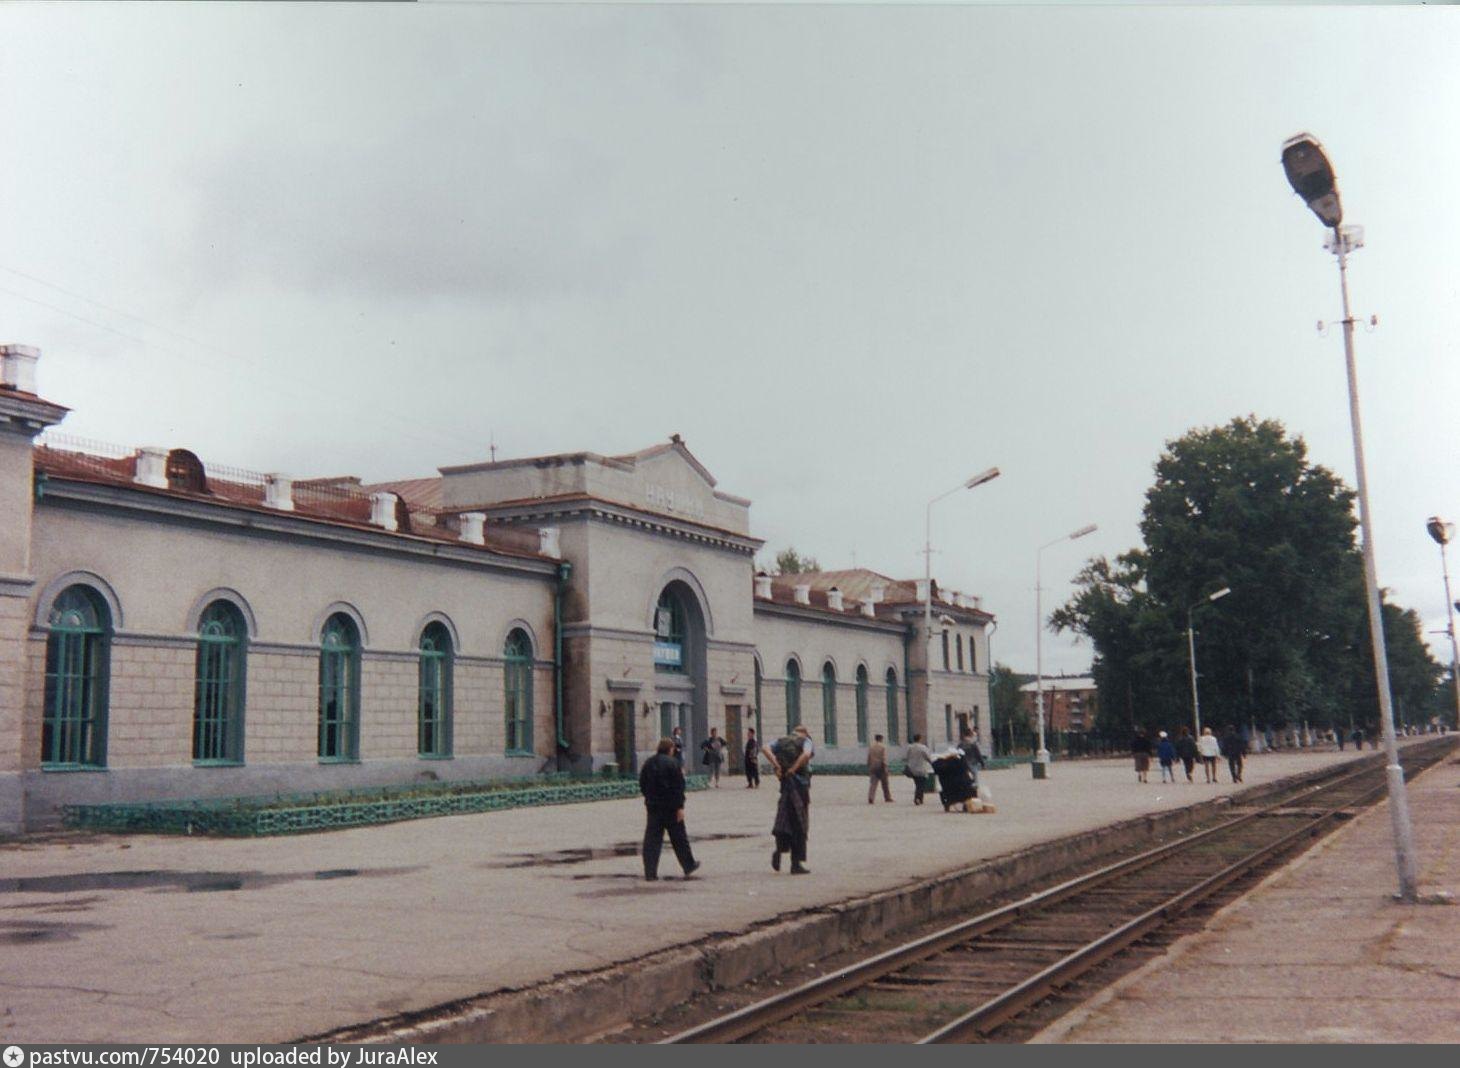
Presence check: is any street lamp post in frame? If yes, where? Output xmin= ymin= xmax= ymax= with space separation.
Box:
xmin=1282 ymin=132 xmax=1419 ymax=901
xmin=1034 ymin=522 xmax=1098 ymax=779
xmin=1426 ymin=517 xmax=1460 ymax=732
xmin=924 ymin=468 xmax=1000 ymax=742
xmin=1186 ymin=586 xmax=1231 ymax=738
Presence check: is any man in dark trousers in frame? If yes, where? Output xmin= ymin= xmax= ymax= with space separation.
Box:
xmin=959 ymin=731 xmax=987 ymax=792
xmin=744 ymin=727 xmax=761 ymax=788
xmin=1220 ymin=725 xmax=1245 ymax=784
xmin=638 ymin=737 xmax=700 ymax=881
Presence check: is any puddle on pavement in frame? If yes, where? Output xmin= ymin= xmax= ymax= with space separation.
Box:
xmin=0 ymin=866 xmax=423 ymax=895
xmin=488 ymin=832 xmax=757 ymax=869
xmin=0 ymin=919 xmax=109 ymax=945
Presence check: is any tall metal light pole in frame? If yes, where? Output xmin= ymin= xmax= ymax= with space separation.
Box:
xmin=1282 ymin=132 xmax=1419 ymax=901
xmin=1426 ymin=517 xmax=1460 ymax=732
xmin=924 ymin=468 xmax=1000 ymax=742
xmin=1034 ymin=522 xmax=1097 ymax=779
xmin=1186 ymin=586 xmax=1231 ymax=738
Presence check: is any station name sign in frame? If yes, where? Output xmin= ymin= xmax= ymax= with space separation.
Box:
xmin=645 ymin=483 xmax=706 ymax=521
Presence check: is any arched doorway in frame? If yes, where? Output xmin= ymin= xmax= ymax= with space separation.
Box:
xmin=652 ymin=579 xmax=709 ymax=767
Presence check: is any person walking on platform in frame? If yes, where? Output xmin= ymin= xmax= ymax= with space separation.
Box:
xmin=638 ymin=737 xmax=700 ymax=881
xmin=904 ymin=733 xmax=935 ymax=805
xmin=1175 ymin=726 xmax=1198 ymax=782
xmin=763 ymin=724 xmax=814 ymax=874
xmin=1131 ymin=727 xmax=1153 ymax=783
xmin=1197 ymin=726 xmax=1220 ymax=782
xmin=700 ymin=727 xmax=725 ymax=787
xmin=867 ymin=734 xmax=893 ymax=803
xmin=744 ymin=727 xmax=761 ymax=789
xmin=959 ymin=731 xmax=988 ymax=792
xmin=670 ymin=725 xmax=685 ymax=769
xmin=1156 ymin=731 xmax=1177 ymax=783
xmin=1220 ymin=724 xmax=1245 ymax=784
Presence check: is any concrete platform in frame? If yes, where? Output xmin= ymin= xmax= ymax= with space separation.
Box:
xmin=0 ymin=745 xmax=1415 ymax=1043
xmin=1033 ymin=749 xmax=1460 ymax=1044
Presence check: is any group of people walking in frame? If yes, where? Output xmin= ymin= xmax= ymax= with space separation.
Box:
xmin=638 ymin=725 xmax=993 ymax=880
xmin=1132 ymin=725 xmax=1245 ymax=785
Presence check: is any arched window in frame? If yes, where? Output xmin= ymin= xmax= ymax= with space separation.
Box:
xmin=855 ymin=665 xmax=869 ymax=745
xmin=504 ymin=629 xmax=534 ymax=754
xmin=968 ymin=633 xmax=978 ymax=674
xmin=885 ymin=667 xmax=899 ymax=745
xmin=821 ymin=662 xmax=838 ymax=746
xmin=784 ymin=659 xmax=801 ymax=731
xmin=166 ymin=448 xmax=209 ymax=494
xmin=318 ymin=613 xmax=360 ymax=761
xmin=194 ymin=600 xmax=245 ymax=764
xmin=418 ymin=622 xmax=453 ymax=758
xmin=956 ymin=633 xmax=965 ymax=672
xmin=43 ymin=585 xmax=111 ymax=767
xmin=654 ymin=589 xmax=686 ymax=673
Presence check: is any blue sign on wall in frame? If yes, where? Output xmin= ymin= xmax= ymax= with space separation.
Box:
xmin=653 ymin=641 xmax=682 ymax=668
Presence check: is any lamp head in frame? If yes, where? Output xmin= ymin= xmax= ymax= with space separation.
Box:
xmin=1069 ymin=523 xmax=1097 ymax=541
xmin=964 ymin=466 xmax=1000 ymax=490
xmin=1427 ymin=516 xmax=1453 ymax=546
xmin=1281 ymin=133 xmax=1343 ymax=228
xmin=1208 ymin=587 xmax=1232 ymax=602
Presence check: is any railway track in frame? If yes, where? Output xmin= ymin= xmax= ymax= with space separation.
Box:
xmin=660 ymin=738 xmax=1454 ymax=1045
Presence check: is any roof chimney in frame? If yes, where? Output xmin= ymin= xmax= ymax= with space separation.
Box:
xmin=459 ymin=512 xmax=486 ymax=545
xmin=264 ymin=473 xmax=294 ymax=511
xmin=754 ymin=574 xmax=773 ymax=599
xmin=915 ymin=579 xmax=930 ymax=602
xmin=827 ymin=587 xmax=843 ymax=612
xmin=869 ymin=581 xmax=886 ymax=605
xmin=0 ymin=344 xmax=40 ymax=394
xmin=370 ymin=491 xmax=400 ymax=532
xmin=135 ymin=446 xmax=169 ymax=489
xmin=859 ymin=598 xmax=876 ymax=618
xmin=793 ymin=583 xmax=811 ymax=605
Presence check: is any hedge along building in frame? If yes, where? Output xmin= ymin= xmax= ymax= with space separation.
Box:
xmin=0 ymin=345 xmax=995 ymax=832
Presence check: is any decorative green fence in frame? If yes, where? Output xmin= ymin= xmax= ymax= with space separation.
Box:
xmin=64 ymin=773 xmax=710 ymax=837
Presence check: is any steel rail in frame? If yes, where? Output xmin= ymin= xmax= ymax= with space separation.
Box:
xmin=662 ymin=750 xmax=1412 ymax=1045
xmin=918 ymin=775 xmax=1393 ymax=1043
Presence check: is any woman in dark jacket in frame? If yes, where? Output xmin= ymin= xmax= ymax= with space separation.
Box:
xmin=1131 ymin=728 xmax=1153 ymax=783
xmin=1175 ymin=726 xmax=1198 ymax=782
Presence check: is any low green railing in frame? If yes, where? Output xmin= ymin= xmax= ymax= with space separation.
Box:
xmin=63 ymin=773 xmax=710 ymax=837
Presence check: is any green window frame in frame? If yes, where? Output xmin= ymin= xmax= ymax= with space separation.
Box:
xmin=885 ymin=668 xmax=899 ymax=745
xmin=968 ymin=634 xmax=977 ymax=674
xmin=654 ymin=589 xmax=686 ymax=673
xmin=42 ymin=585 xmax=110 ymax=768
xmin=505 ymin=628 xmax=534 ymax=755
xmin=194 ymin=600 xmax=245 ymax=765
xmin=942 ymin=631 xmax=950 ymax=671
xmin=821 ymin=662 xmax=838 ymax=746
xmin=855 ymin=665 xmax=869 ymax=745
xmin=418 ymin=622 xmax=453 ymax=759
xmin=753 ymin=660 xmax=764 ymax=742
xmin=785 ymin=659 xmax=801 ymax=731
xmin=318 ymin=613 xmax=361 ymax=762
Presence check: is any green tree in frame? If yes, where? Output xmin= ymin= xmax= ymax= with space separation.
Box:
xmin=1054 ymin=415 xmax=1440 ymax=737
xmin=989 ymin=662 xmax=1034 ymax=754
xmin=774 ymin=547 xmax=820 ymax=575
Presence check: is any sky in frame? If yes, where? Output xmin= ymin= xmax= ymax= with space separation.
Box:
xmin=3 ymin=3 xmax=1459 ymax=679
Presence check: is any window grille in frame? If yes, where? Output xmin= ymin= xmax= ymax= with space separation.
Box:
xmin=504 ymin=629 xmax=534 ymax=754
xmin=418 ymin=623 xmax=453 ymax=758
xmin=318 ymin=614 xmax=360 ymax=761
xmin=43 ymin=586 xmax=110 ymax=768
xmin=194 ymin=601 xmax=245 ymax=763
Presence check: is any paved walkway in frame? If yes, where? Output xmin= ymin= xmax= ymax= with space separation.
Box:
xmin=0 ymin=745 xmax=1406 ymax=1043
xmin=1034 ymin=749 xmax=1460 ymax=1043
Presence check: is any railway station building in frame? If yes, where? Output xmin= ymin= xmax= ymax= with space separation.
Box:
xmin=0 ymin=344 xmax=993 ymax=832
